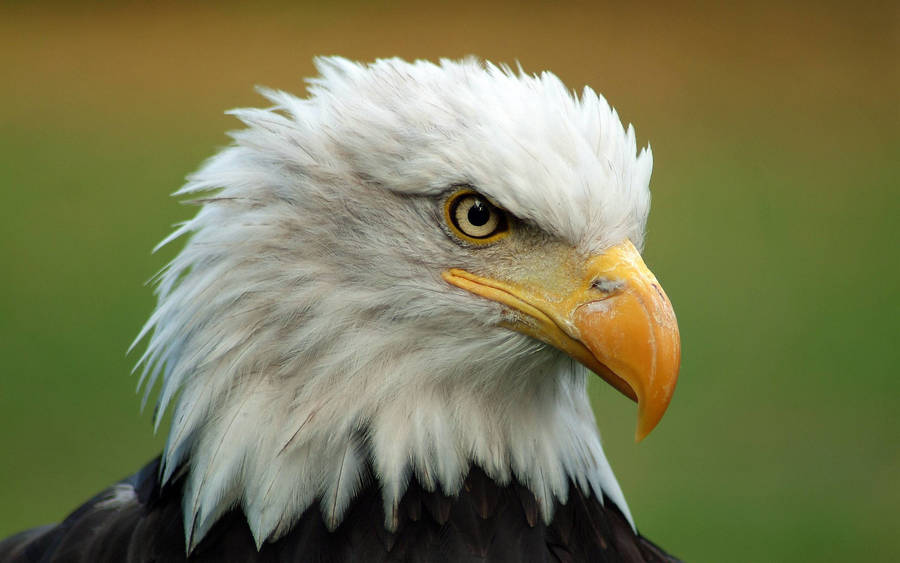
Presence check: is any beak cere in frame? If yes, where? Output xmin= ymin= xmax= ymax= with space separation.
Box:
xmin=443 ymin=239 xmax=681 ymax=441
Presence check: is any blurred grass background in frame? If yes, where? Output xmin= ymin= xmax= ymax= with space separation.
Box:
xmin=1 ymin=2 xmax=897 ymax=561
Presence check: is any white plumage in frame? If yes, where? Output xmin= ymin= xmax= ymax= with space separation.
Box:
xmin=133 ymin=57 xmax=655 ymax=551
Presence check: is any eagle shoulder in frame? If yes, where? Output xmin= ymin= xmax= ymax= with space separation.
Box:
xmin=1 ymin=458 xmax=680 ymax=563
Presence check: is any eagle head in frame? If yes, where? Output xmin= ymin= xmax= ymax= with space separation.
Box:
xmin=135 ymin=57 xmax=680 ymax=551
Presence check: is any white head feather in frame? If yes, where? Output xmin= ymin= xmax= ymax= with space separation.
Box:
xmin=134 ymin=57 xmax=653 ymax=551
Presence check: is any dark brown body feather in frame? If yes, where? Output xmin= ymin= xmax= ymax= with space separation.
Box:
xmin=0 ymin=458 xmax=680 ymax=562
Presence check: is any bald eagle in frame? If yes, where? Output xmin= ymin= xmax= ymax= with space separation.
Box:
xmin=0 ymin=57 xmax=681 ymax=562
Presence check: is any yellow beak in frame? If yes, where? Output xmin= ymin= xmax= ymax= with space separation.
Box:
xmin=442 ymin=239 xmax=680 ymax=441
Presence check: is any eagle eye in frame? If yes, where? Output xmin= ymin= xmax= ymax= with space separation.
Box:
xmin=444 ymin=189 xmax=509 ymax=244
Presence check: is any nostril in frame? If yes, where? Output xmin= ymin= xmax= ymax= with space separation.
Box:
xmin=591 ymin=278 xmax=624 ymax=294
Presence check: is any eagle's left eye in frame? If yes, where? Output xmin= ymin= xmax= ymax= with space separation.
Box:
xmin=444 ymin=189 xmax=510 ymax=244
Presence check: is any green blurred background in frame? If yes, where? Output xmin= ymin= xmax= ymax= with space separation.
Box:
xmin=1 ymin=2 xmax=897 ymax=561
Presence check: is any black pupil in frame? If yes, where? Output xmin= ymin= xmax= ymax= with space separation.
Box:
xmin=467 ymin=200 xmax=491 ymax=227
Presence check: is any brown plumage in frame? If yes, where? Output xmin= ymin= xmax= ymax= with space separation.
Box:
xmin=0 ymin=458 xmax=680 ymax=562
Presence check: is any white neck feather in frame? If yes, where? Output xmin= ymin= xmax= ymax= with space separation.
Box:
xmin=189 ymin=351 xmax=628 ymax=551
xmin=138 ymin=264 xmax=632 ymax=550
